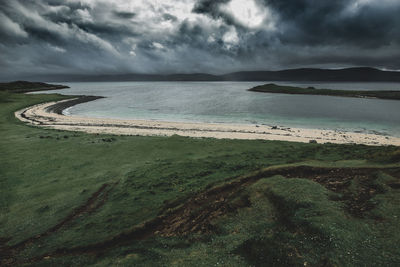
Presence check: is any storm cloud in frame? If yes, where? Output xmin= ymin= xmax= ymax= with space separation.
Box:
xmin=0 ymin=0 xmax=400 ymax=79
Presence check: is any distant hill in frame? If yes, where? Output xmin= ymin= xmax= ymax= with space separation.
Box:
xmin=8 ymin=67 xmax=400 ymax=82
xmin=0 ymin=81 xmax=69 ymax=93
xmin=220 ymin=67 xmax=400 ymax=82
xmin=21 ymin=73 xmax=221 ymax=82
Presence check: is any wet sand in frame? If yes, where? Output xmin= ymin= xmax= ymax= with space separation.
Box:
xmin=15 ymin=96 xmax=400 ymax=146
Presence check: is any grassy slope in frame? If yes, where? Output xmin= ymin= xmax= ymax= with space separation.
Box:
xmin=0 ymin=91 xmax=399 ymax=266
xmin=249 ymin=83 xmax=400 ymax=100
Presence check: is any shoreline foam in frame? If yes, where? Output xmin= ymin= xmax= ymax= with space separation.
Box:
xmin=15 ymin=96 xmax=400 ymax=146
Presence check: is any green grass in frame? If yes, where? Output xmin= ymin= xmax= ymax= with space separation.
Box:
xmin=1 ymin=91 xmax=399 ymax=266
xmin=249 ymin=83 xmax=400 ymax=100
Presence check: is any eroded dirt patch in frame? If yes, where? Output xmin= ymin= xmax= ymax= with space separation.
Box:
xmin=277 ymin=167 xmax=392 ymax=218
xmin=2 ymin=165 xmax=399 ymax=265
xmin=154 ymin=166 xmax=398 ymax=237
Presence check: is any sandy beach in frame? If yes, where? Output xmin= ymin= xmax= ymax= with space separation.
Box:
xmin=15 ymin=97 xmax=400 ymax=146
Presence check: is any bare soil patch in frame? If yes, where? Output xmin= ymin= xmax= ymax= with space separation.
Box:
xmin=2 ymin=165 xmax=399 ymax=265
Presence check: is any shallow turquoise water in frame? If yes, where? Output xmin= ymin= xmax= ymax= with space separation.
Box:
xmin=36 ymin=81 xmax=400 ymax=137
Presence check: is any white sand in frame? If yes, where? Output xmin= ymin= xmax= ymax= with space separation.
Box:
xmin=15 ymin=99 xmax=400 ymax=146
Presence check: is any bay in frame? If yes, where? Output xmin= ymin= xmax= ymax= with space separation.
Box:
xmin=35 ymin=81 xmax=400 ymax=137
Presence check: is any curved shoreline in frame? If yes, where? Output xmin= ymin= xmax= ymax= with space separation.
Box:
xmin=15 ymin=96 xmax=400 ymax=146
xmin=45 ymin=95 xmax=104 ymax=114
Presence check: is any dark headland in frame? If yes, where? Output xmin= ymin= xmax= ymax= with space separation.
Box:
xmin=0 ymin=81 xmax=69 ymax=93
xmin=248 ymin=83 xmax=400 ymax=100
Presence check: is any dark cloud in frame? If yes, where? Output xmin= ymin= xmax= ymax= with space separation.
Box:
xmin=0 ymin=0 xmax=400 ymax=80
xmin=192 ymin=0 xmax=235 ymax=25
xmin=265 ymin=0 xmax=400 ymax=47
xmin=162 ymin=13 xmax=177 ymax=22
xmin=113 ymin=11 xmax=136 ymax=19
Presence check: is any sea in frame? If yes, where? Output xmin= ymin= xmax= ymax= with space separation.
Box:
xmin=34 ymin=81 xmax=400 ymax=137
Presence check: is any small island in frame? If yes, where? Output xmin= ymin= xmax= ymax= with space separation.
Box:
xmin=0 ymin=81 xmax=69 ymax=93
xmin=248 ymin=83 xmax=400 ymax=100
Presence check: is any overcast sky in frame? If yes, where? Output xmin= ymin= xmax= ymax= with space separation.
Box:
xmin=1 ymin=0 xmax=400 ymax=79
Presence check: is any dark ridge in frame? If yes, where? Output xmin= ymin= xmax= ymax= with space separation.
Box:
xmin=0 ymin=81 xmax=69 ymax=93
xmin=15 ymin=67 xmax=400 ymax=82
xmin=221 ymin=67 xmax=398 ymax=81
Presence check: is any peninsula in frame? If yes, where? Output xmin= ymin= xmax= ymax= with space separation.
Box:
xmin=0 ymin=81 xmax=69 ymax=93
xmin=249 ymin=83 xmax=400 ymax=100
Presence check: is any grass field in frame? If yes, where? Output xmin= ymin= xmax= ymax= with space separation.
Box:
xmin=1 ymin=91 xmax=400 ymax=266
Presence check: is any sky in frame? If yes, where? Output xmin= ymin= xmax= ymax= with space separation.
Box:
xmin=1 ymin=0 xmax=400 ymax=79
